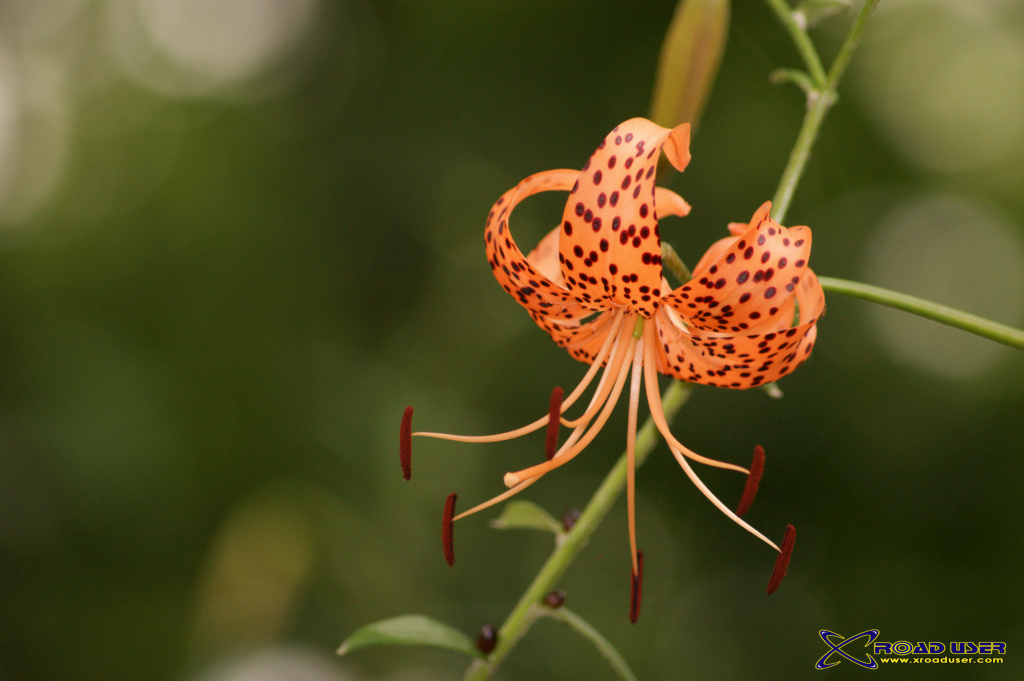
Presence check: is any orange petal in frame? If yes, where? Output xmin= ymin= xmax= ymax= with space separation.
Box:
xmin=652 ymin=306 xmax=821 ymax=389
xmin=534 ymin=309 xmax=621 ymax=365
xmin=486 ymin=170 xmax=585 ymax=321
xmin=664 ymin=202 xmax=817 ymax=335
xmin=525 ymin=225 xmax=566 ymax=287
xmin=557 ymin=119 xmax=690 ymax=319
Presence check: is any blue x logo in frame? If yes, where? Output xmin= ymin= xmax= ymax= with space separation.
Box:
xmin=816 ymin=629 xmax=880 ymax=670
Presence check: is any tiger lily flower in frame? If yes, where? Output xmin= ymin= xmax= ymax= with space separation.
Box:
xmin=402 ymin=118 xmax=824 ymax=620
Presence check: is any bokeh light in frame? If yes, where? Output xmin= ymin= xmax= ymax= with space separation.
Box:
xmin=854 ymin=0 xmax=1024 ymax=172
xmin=107 ymin=0 xmax=321 ymax=98
xmin=862 ymin=193 xmax=1024 ymax=381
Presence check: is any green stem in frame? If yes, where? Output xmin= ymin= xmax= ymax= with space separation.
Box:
xmin=820 ymin=277 xmax=1024 ymax=350
xmin=769 ymin=0 xmax=880 ymax=223
xmin=661 ymin=242 xmax=692 ymax=283
xmin=463 ymin=384 xmax=692 ymax=681
xmin=539 ymin=606 xmax=640 ymax=681
xmin=762 ymin=0 xmax=827 ymax=86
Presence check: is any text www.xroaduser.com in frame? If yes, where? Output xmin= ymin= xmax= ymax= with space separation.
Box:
xmin=880 ymin=657 xmax=1003 ymax=664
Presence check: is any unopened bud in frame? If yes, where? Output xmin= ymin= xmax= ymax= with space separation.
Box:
xmin=649 ymin=0 xmax=731 ymax=136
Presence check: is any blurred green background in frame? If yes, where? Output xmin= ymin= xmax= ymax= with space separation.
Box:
xmin=1 ymin=1 xmax=1022 ymax=679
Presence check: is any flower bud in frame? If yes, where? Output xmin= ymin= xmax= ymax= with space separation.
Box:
xmin=649 ymin=0 xmax=730 ymax=134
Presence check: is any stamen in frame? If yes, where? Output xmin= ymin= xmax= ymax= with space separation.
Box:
xmin=558 ymin=311 xmax=625 ymax=426
xmin=442 ymin=493 xmax=457 ymax=566
xmin=400 ymin=407 xmax=413 ymax=480
xmin=476 ymin=624 xmax=498 ymax=654
xmin=642 ymin=331 xmax=749 ymax=474
xmin=766 ymin=524 xmax=796 ymax=594
xmin=415 ymin=313 xmax=626 ymax=446
xmin=452 ymin=478 xmax=537 ymax=521
xmin=561 ymin=316 xmax=631 ymax=429
xmin=625 ymin=333 xmax=645 ymax=577
xmin=629 ymin=550 xmax=644 ymax=624
xmin=736 ymin=445 xmax=766 ymax=517
xmin=434 ymin=316 xmax=630 ymax=527
xmin=503 ymin=333 xmax=638 ymax=486
xmin=545 ymin=386 xmax=564 ymax=460
xmin=668 ymin=444 xmax=780 ymax=551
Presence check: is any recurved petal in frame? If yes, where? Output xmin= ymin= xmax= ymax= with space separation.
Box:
xmin=557 ymin=119 xmax=691 ymax=319
xmin=653 ymin=305 xmax=820 ymax=389
xmin=525 ymin=226 xmax=565 ymax=287
xmin=655 ymin=187 xmax=692 ymax=219
xmin=794 ymin=268 xmax=826 ymax=325
xmin=486 ymin=170 xmax=585 ymax=321
xmin=663 ymin=202 xmax=815 ymax=334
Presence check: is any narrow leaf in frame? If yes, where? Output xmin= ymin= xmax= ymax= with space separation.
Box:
xmin=338 ymin=615 xmax=483 ymax=659
xmin=488 ymin=500 xmax=562 ymax=534
xmin=541 ymin=607 xmax=639 ymax=681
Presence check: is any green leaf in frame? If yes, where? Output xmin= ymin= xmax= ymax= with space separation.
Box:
xmin=337 ymin=615 xmax=483 ymax=659
xmin=540 ymin=607 xmax=639 ymax=681
xmin=488 ymin=500 xmax=562 ymax=534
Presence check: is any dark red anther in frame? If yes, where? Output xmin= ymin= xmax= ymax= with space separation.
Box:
xmin=400 ymin=407 xmax=413 ymax=481
xmin=629 ymin=550 xmax=644 ymax=624
xmin=442 ymin=493 xmax=457 ymax=566
xmin=545 ymin=386 xmax=564 ymax=460
xmin=766 ymin=524 xmax=796 ymax=595
xmin=543 ymin=590 xmax=566 ymax=609
xmin=736 ymin=445 xmax=765 ymax=517
xmin=476 ymin=624 xmax=498 ymax=654
xmin=561 ymin=507 xmax=580 ymax=532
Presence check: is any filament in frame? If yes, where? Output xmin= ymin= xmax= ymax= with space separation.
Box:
xmin=625 ymin=329 xmax=645 ymax=577
xmin=667 ymin=443 xmax=780 ymax=552
xmin=414 ymin=312 xmax=625 ymax=444
xmin=503 ymin=329 xmax=637 ymax=487
xmin=642 ymin=330 xmax=749 ymax=474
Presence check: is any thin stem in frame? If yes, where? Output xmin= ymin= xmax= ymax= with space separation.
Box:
xmin=661 ymin=242 xmax=692 ymax=283
xmin=823 ymin=0 xmax=880 ymax=95
xmin=820 ymin=276 xmax=1024 ymax=350
xmin=762 ymin=0 xmax=827 ymax=86
xmin=770 ymin=94 xmax=829 ymax=224
xmin=539 ymin=606 xmax=640 ymax=681
xmin=463 ymin=384 xmax=692 ymax=681
xmin=770 ymin=0 xmax=881 ymax=223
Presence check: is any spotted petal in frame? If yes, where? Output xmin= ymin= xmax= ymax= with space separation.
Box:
xmin=557 ymin=119 xmax=691 ymax=319
xmin=654 ymin=203 xmax=825 ymax=388
xmin=485 ymin=170 xmax=585 ymax=323
xmin=653 ymin=308 xmax=820 ymax=389
xmin=663 ymin=202 xmax=817 ymax=334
